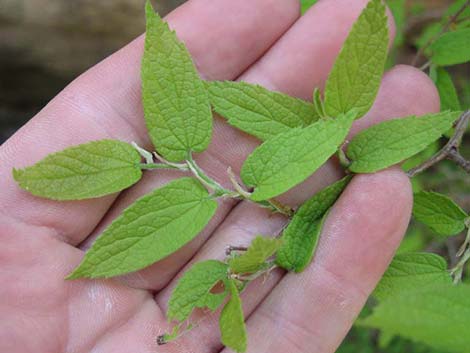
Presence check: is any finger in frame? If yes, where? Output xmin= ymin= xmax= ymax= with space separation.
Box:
xmin=231 ymin=168 xmax=412 ymax=353
xmin=154 ymin=65 xmax=440 ymax=353
xmin=86 ymin=0 xmax=395 ymax=291
xmin=0 ymin=0 xmax=299 ymax=245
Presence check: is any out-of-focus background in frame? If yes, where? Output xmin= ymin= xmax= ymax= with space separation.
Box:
xmin=0 ymin=0 xmax=469 ymax=352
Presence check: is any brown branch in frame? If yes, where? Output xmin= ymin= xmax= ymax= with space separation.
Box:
xmin=412 ymin=0 xmax=470 ymax=66
xmin=407 ymin=111 xmax=470 ymax=177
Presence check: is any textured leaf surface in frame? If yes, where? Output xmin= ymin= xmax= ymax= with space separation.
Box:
xmin=413 ymin=191 xmax=468 ymax=236
xmin=220 ymin=280 xmax=247 ymax=353
xmin=168 ymin=260 xmax=228 ymax=322
xmin=361 ymin=284 xmax=470 ymax=353
xmin=206 ymin=81 xmax=318 ymax=141
xmin=229 ymin=236 xmax=281 ymax=274
xmin=142 ymin=2 xmax=212 ymax=161
xmin=432 ymin=67 xmax=461 ymax=111
xmin=276 ymin=176 xmax=350 ymax=272
xmin=67 ymin=178 xmax=217 ymax=279
xmin=324 ymin=0 xmax=388 ymax=118
xmin=373 ymin=252 xmax=451 ymax=301
xmin=347 ymin=111 xmax=460 ymax=173
xmin=13 ymin=139 xmax=142 ymax=200
xmin=241 ymin=111 xmax=356 ymax=201
xmin=430 ymin=28 xmax=470 ymax=66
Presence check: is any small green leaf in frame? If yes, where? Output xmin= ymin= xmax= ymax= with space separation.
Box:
xmin=241 ymin=110 xmax=356 ymax=201
xmin=360 ymin=284 xmax=470 ymax=353
xmin=300 ymin=0 xmax=318 ymax=14
xmin=13 ymin=139 xmax=142 ymax=200
xmin=220 ymin=280 xmax=247 ymax=353
xmin=324 ymin=0 xmax=389 ymax=118
xmin=229 ymin=236 xmax=282 ymax=274
xmin=205 ymin=80 xmax=318 ymax=141
xmin=387 ymin=0 xmax=406 ymax=46
xmin=430 ymin=28 xmax=470 ymax=66
xmin=142 ymin=1 xmax=212 ymax=162
xmin=373 ymin=252 xmax=451 ymax=301
xmin=276 ymin=176 xmax=350 ymax=272
xmin=67 ymin=177 xmax=217 ymax=279
xmin=347 ymin=111 xmax=460 ymax=173
xmin=432 ymin=67 xmax=461 ymax=111
xmin=168 ymin=260 xmax=229 ymax=322
xmin=413 ymin=191 xmax=468 ymax=236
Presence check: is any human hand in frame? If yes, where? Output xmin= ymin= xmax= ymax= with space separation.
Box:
xmin=0 ymin=0 xmax=439 ymax=352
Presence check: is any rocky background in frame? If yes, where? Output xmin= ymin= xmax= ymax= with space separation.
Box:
xmin=0 ymin=0 xmax=184 ymax=143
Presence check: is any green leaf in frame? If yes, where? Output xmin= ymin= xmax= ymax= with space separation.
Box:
xmin=300 ymin=0 xmax=318 ymax=14
xmin=67 ymin=177 xmax=217 ymax=279
xmin=13 ymin=139 xmax=142 ymax=200
xmin=347 ymin=111 xmax=460 ymax=173
xmin=387 ymin=0 xmax=406 ymax=46
xmin=142 ymin=1 xmax=212 ymax=162
xmin=373 ymin=252 xmax=451 ymax=301
xmin=168 ymin=260 xmax=229 ymax=322
xmin=220 ymin=280 xmax=247 ymax=353
xmin=276 ymin=176 xmax=350 ymax=272
xmin=432 ymin=67 xmax=461 ymax=111
xmin=430 ymin=28 xmax=470 ymax=66
xmin=205 ymin=80 xmax=318 ymax=141
xmin=324 ymin=0 xmax=389 ymax=118
xmin=229 ymin=236 xmax=282 ymax=274
xmin=413 ymin=191 xmax=468 ymax=236
xmin=401 ymin=141 xmax=439 ymax=172
xmin=360 ymin=284 xmax=470 ymax=353
xmin=241 ymin=110 xmax=356 ymax=201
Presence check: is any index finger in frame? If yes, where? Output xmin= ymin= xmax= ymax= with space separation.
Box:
xmin=0 ymin=0 xmax=300 ymax=245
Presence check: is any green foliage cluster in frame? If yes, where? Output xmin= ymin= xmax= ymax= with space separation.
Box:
xmin=13 ymin=0 xmax=470 ymax=351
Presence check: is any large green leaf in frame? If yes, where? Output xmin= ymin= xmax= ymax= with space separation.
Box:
xmin=413 ymin=191 xmax=468 ymax=236
xmin=142 ymin=1 xmax=212 ymax=162
xmin=205 ymin=80 xmax=318 ymax=141
xmin=67 ymin=177 xmax=217 ymax=279
xmin=168 ymin=260 xmax=228 ymax=322
xmin=13 ymin=139 xmax=142 ymax=200
xmin=373 ymin=252 xmax=451 ymax=301
xmin=241 ymin=111 xmax=356 ymax=201
xmin=361 ymin=284 xmax=470 ymax=353
xmin=220 ymin=280 xmax=247 ymax=353
xmin=276 ymin=176 xmax=350 ymax=272
xmin=324 ymin=0 xmax=389 ymax=118
xmin=347 ymin=111 xmax=460 ymax=173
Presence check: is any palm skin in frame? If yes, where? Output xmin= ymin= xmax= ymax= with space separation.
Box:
xmin=0 ymin=0 xmax=440 ymax=352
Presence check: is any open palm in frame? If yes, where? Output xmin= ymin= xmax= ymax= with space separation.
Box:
xmin=0 ymin=0 xmax=440 ymax=352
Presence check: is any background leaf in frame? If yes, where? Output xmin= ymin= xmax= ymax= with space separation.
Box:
xmin=13 ymin=139 xmax=142 ymax=200
xmin=276 ymin=176 xmax=350 ymax=272
xmin=206 ymin=80 xmax=318 ymax=141
xmin=413 ymin=191 xmax=468 ymax=236
xmin=431 ymin=66 xmax=461 ymax=111
xmin=347 ymin=111 xmax=460 ymax=173
xmin=373 ymin=252 xmax=451 ymax=301
xmin=241 ymin=111 xmax=356 ymax=201
xmin=229 ymin=236 xmax=281 ymax=274
xmin=300 ymin=0 xmax=318 ymax=15
xmin=361 ymin=284 xmax=470 ymax=353
xmin=67 ymin=177 xmax=217 ymax=279
xmin=220 ymin=280 xmax=247 ymax=353
xmin=430 ymin=28 xmax=470 ymax=66
xmin=142 ymin=2 xmax=212 ymax=162
xmin=324 ymin=0 xmax=388 ymax=118
xmin=168 ymin=260 xmax=229 ymax=322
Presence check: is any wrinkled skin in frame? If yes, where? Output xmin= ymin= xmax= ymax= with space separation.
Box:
xmin=0 ymin=0 xmax=439 ymax=352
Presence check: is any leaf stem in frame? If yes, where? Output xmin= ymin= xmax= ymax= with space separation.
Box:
xmin=407 ymin=111 xmax=470 ymax=177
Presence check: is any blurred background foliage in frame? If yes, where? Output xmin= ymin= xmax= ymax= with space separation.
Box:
xmin=0 ymin=0 xmax=469 ymax=352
